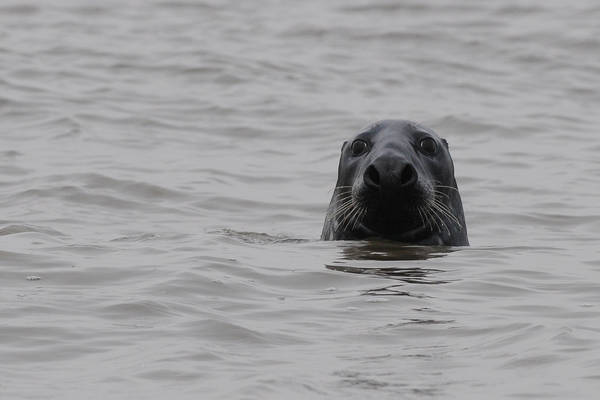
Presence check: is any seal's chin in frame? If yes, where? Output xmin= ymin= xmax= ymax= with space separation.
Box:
xmin=355 ymin=218 xmax=431 ymax=243
xmin=355 ymin=185 xmax=432 ymax=239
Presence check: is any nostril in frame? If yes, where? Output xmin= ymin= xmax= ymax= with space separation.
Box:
xmin=399 ymin=164 xmax=416 ymax=186
xmin=364 ymin=165 xmax=380 ymax=189
xmin=367 ymin=166 xmax=380 ymax=185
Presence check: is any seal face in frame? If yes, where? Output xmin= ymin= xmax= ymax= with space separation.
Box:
xmin=321 ymin=120 xmax=469 ymax=246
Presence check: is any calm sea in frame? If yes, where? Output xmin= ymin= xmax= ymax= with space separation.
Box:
xmin=1 ymin=0 xmax=599 ymax=398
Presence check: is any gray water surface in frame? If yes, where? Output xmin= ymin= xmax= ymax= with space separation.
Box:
xmin=1 ymin=0 xmax=600 ymax=399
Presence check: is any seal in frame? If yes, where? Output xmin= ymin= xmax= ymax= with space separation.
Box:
xmin=321 ymin=120 xmax=469 ymax=246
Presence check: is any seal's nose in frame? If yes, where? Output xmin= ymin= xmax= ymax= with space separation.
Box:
xmin=363 ymin=164 xmax=380 ymax=189
xmin=398 ymin=163 xmax=417 ymax=187
xmin=363 ymin=158 xmax=418 ymax=191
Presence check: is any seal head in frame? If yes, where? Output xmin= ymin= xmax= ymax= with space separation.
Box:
xmin=321 ymin=120 xmax=469 ymax=246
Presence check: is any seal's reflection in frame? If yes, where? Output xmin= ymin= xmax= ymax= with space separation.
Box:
xmin=336 ymin=240 xmax=455 ymax=261
xmin=326 ymin=240 xmax=454 ymax=294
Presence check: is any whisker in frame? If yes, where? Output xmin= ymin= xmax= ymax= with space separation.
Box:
xmin=332 ymin=192 xmax=354 ymax=206
xmin=332 ymin=201 xmax=354 ymax=219
xmin=352 ymin=206 xmax=366 ymax=231
xmin=339 ymin=208 xmax=354 ymax=232
xmin=348 ymin=206 xmax=361 ymax=231
xmin=417 ymin=206 xmax=430 ymax=231
xmin=427 ymin=201 xmax=444 ymax=233
xmin=432 ymin=198 xmax=462 ymax=228
xmin=338 ymin=197 xmax=358 ymax=230
xmin=333 ymin=195 xmax=353 ymax=209
xmin=329 ymin=185 xmax=353 ymax=195
xmin=423 ymin=202 xmax=441 ymax=233
xmin=427 ymin=189 xmax=463 ymax=234
xmin=343 ymin=203 xmax=362 ymax=232
xmin=434 ymin=184 xmax=459 ymax=192
xmin=429 ymin=200 xmax=451 ymax=235
xmin=432 ymin=189 xmax=450 ymax=199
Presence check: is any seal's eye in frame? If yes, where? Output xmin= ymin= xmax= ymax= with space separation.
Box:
xmin=351 ymin=139 xmax=368 ymax=156
xmin=419 ymin=137 xmax=437 ymax=156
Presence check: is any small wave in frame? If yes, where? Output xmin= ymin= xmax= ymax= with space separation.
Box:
xmin=191 ymin=168 xmax=288 ymax=184
xmin=100 ymin=300 xmax=177 ymax=320
xmin=12 ymin=173 xmax=190 ymax=204
xmin=215 ymin=228 xmax=308 ymax=244
xmin=0 ymin=4 xmax=38 ymax=15
xmin=0 ymin=150 xmax=23 ymax=158
xmin=110 ymin=233 xmax=162 ymax=243
xmin=428 ymin=115 xmax=516 ymax=138
xmin=75 ymin=173 xmax=190 ymax=202
xmin=493 ymin=4 xmax=544 ymax=16
xmin=0 ymin=165 xmax=31 ymax=176
xmin=155 ymin=1 xmax=218 ymax=11
xmin=0 ymin=224 xmax=65 ymax=237
xmin=340 ymin=3 xmax=428 ymax=13
xmin=62 ymin=5 xmax=111 ymax=16
xmin=12 ymin=186 xmax=143 ymax=209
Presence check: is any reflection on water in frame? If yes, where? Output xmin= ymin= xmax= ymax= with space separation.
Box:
xmin=362 ymin=285 xmax=427 ymax=298
xmin=326 ymin=241 xmax=453 ymax=298
xmin=337 ymin=240 xmax=456 ymax=261
xmin=326 ymin=264 xmax=449 ymax=285
xmin=327 ymin=239 xmax=453 ymax=283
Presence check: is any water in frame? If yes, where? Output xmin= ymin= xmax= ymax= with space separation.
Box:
xmin=1 ymin=0 xmax=599 ymax=398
